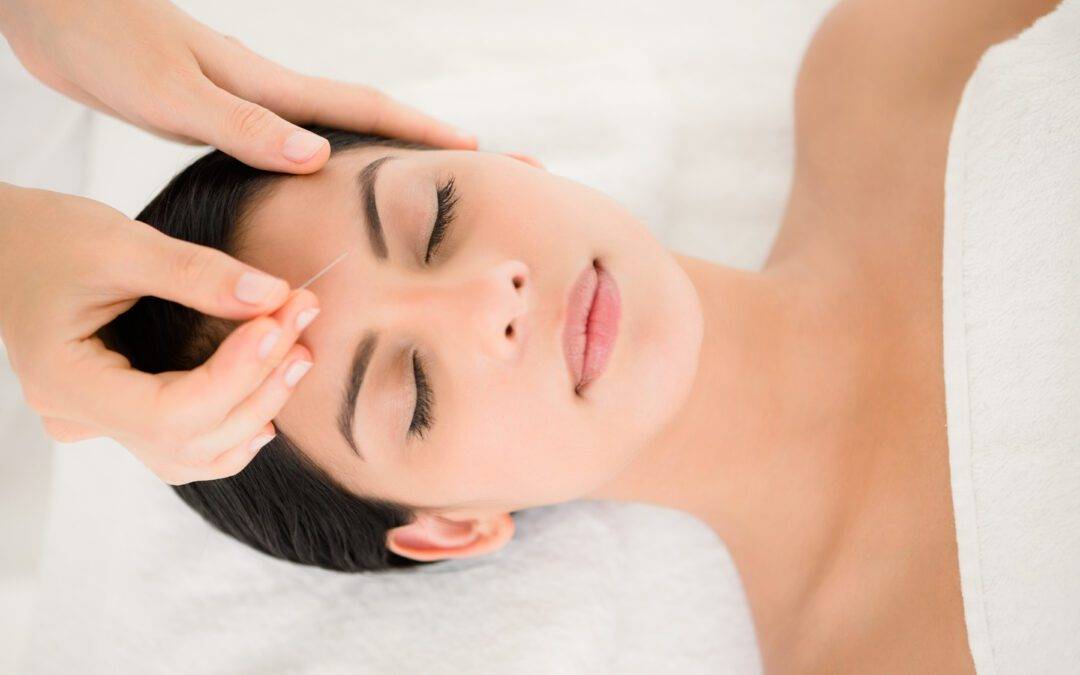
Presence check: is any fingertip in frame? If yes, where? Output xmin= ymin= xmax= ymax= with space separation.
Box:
xmin=460 ymin=133 xmax=480 ymax=151
xmin=445 ymin=127 xmax=479 ymax=150
xmin=281 ymin=130 xmax=331 ymax=172
xmin=235 ymin=270 xmax=289 ymax=307
xmin=283 ymin=358 xmax=314 ymax=389
xmin=277 ymin=342 xmax=314 ymax=370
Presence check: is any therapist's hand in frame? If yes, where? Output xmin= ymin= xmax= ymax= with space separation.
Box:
xmin=0 ymin=0 xmax=477 ymax=173
xmin=0 ymin=183 xmax=318 ymax=485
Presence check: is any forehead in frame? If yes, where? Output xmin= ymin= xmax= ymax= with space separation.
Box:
xmin=239 ymin=146 xmax=411 ymax=489
xmin=236 ymin=145 xmax=417 ymax=286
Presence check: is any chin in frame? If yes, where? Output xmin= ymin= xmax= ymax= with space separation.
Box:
xmin=591 ymin=242 xmax=704 ymax=446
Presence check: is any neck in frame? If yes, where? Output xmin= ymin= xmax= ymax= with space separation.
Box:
xmin=584 ymin=251 xmax=870 ymax=668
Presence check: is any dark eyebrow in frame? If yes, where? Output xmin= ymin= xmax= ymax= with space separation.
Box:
xmin=334 ymin=155 xmax=397 ymax=460
xmin=359 ymin=155 xmax=396 ymax=261
xmin=337 ymin=332 xmax=378 ymax=460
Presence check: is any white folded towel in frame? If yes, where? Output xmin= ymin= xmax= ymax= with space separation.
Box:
xmin=942 ymin=2 xmax=1080 ymax=673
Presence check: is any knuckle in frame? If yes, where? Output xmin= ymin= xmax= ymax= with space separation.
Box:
xmin=365 ymin=87 xmax=390 ymax=128
xmin=171 ymin=245 xmax=218 ymax=287
xmin=225 ymin=99 xmax=275 ymax=142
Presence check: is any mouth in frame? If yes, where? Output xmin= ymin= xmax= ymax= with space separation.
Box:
xmin=562 ymin=258 xmax=622 ymax=395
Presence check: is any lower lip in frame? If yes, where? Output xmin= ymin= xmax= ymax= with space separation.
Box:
xmin=563 ymin=260 xmax=622 ymax=393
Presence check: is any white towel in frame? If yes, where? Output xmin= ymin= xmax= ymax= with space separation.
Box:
xmin=942 ymin=2 xmax=1080 ymax=673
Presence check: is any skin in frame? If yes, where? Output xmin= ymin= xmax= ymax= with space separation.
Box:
xmin=218 ymin=0 xmax=1064 ymax=672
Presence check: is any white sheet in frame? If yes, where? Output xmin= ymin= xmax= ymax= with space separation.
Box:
xmin=12 ymin=1 xmax=838 ymax=672
xmin=942 ymin=2 xmax=1080 ymax=673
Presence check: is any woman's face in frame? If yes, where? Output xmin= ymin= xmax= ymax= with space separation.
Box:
xmin=239 ymin=144 xmax=703 ymax=528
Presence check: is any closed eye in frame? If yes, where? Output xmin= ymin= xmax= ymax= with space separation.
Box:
xmin=425 ymin=176 xmax=458 ymax=264
xmin=408 ymin=176 xmax=459 ymax=440
xmin=408 ymin=351 xmax=434 ymax=439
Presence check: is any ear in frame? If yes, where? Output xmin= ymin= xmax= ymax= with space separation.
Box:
xmin=385 ymin=512 xmax=516 ymax=562
xmin=504 ymin=152 xmax=545 ymax=170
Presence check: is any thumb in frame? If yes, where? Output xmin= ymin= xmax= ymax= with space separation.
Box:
xmin=177 ymin=77 xmax=331 ymax=173
xmin=123 ymin=223 xmax=290 ymax=319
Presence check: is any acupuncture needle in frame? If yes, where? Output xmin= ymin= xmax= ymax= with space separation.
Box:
xmin=298 ymin=248 xmax=352 ymax=290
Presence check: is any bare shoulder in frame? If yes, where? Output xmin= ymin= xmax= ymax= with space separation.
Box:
xmin=791 ymin=0 xmax=1061 ymax=184
xmin=767 ymin=0 xmax=1059 ymax=295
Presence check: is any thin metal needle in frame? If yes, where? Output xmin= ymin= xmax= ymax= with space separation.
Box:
xmin=298 ymin=248 xmax=352 ymax=289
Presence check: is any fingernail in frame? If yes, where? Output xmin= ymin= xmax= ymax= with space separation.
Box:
xmin=295 ymin=307 xmax=320 ymax=331
xmin=249 ymin=433 xmax=275 ymax=453
xmin=257 ymin=328 xmax=282 ymax=359
xmin=283 ymin=131 xmax=325 ymax=163
xmin=235 ymin=272 xmax=283 ymax=304
xmin=284 ymin=360 xmax=313 ymax=387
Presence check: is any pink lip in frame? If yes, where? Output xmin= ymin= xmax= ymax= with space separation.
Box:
xmin=562 ymin=259 xmax=621 ymax=393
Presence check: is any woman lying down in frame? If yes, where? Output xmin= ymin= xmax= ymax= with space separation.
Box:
xmin=99 ymin=0 xmax=1063 ymax=672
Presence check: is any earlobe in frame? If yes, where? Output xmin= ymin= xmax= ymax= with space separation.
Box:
xmin=504 ymin=152 xmax=546 ymax=170
xmin=385 ymin=512 xmax=516 ymax=563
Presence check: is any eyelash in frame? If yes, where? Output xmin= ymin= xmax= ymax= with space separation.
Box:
xmin=424 ymin=176 xmax=458 ymax=264
xmin=408 ymin=176 xmax=458 ymax=438
xmin=408 ymin=351 xmax=434 ymax=439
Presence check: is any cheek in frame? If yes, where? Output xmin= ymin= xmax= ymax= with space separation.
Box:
xmin=467 ymin=169 xmax=596 ymax=250
xmin=433 ymin=378 xmax=632 ymax=504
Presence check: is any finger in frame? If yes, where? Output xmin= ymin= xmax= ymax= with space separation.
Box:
xmin=276 ymin=75 xmax=479 ymax=151
xmin=170 ymin=75 xmax=332 ymax=173
xmin=41 ymin=416 xmax=104 ymax=443
xmin=199 ymin=343 xmax=313 ymax=462
xmin=120 ymin=223 xmax=290 ymax=319
xmin=195 ymin=35 xmax=477 ymax=151
xmin=58 ymin=289 xmax=316 ymax=440
xmin=156 ymin=289 xmax=319 ymax=437
xmin=48 ymin=80 xmax=201 ymax=145
xmin=203 ymin=422 xmax=277 ymax=481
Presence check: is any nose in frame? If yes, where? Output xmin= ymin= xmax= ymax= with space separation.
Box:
xmin=468 ymin=259 xmax=530 ymax=361
xmin=384 ymin=259 xmax=531 ymax=363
